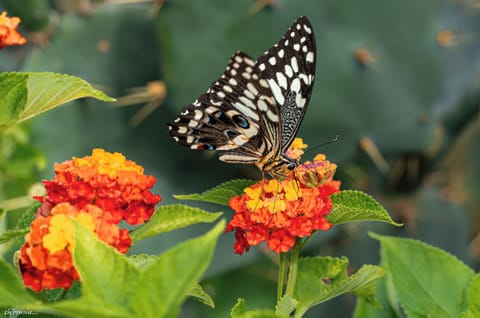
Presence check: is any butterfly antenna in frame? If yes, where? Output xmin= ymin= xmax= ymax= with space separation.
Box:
xmin=304 ymin=134 xmax=340 ymax=154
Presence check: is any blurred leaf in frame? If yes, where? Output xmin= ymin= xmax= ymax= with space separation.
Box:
xmin=188 ymin=284 xmax=215 ymax=308
xmin=372 ymin=233 xmax=475 ymax=318
xmin=0 ymin=259 xmax=38 ymax=307
xmin=328 ymin=190 xmax=402 ymax=226
xmin=130 ymin=204 xmax=222 ymax=243
xmin=294 ymin=256 xmax=386 ymax=317
xmin=231 ymin=298 xmax=248 ymax=317
xmin=0 ymin=228 xmax=29 ymax=245
xmin=0 ymin=72 xmax=114 ymax=129
xmin=458 ymin=274 xmax=480 ymax=318
xmin=174 ymin=179 xmax=255 ymax=206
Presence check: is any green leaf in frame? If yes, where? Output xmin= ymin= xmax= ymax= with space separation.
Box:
xmin=328 ymin=190 xmax=402 ymax=226
xmin=459 ymin=274 xmax=480 ymax=318
xmin=130 ymin=204 xmax=222 ymax=242
xmin=231 ymin=298 xmax=248 ymax=317
xmin=128 ymin=254 xmax=158 ymax=270
xmin=130 ymin=220 xmax=225 ymax=318
xmin=231 ymin=299 xmax=288 ymax=318
xmin=0 ymin=72 xmax=114 ymax=129
xmin=275 ymin=294 xmax=298 ymax=316
xmin=372 ymin=233 xmax=475 ymax=318
xmin=174 ymin=179 xmax=255 ymax=206
xmin=188 ymin=284 xmax=215 ymax=308
xmin=14 ymin=202 xmax=39 ymax=245
xmin=0 ymin=259 xmax=38 ymax=307
xmin=294 ymin=256 xmax=386 ymax=317
xmin=48 ymin=222 xmax=138 ymax=318
xmin=0 ymin=228 xmax=29 ymax=245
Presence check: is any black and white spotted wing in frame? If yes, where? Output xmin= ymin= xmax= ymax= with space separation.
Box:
xmin=168 ymin=16 xmax=316 ymax=174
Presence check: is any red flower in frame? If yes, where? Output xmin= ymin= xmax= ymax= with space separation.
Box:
xmin=226 ymin=139 xmax=340 ymax=254
xmin=19 ymin=149 xmax=161 ymax=291
xmin=0 ymin=11 xmax=26 ymax=49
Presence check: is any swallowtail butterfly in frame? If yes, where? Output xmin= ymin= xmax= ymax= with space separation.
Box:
xmin=168 ymin=16 xmax=316 ymax=176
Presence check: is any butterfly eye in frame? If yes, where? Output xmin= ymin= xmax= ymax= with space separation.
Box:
xmin=232 ymin=115 xmax=249 ymax=129
xmin=287 ymin=162 xmax=297 ymax=170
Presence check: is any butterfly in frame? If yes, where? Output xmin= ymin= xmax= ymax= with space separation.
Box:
xmin=168 ymin=16 xmax=316 ymax=177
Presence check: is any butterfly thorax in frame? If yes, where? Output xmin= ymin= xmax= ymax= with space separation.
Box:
xmin=257 ymin=152 xmax=298 ymax=177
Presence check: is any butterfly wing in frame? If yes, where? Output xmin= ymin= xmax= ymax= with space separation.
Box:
xmin=168 ymin=51 xmax=280 ymax=164
xmin=255 ymin=16 xmax=316 ymax=153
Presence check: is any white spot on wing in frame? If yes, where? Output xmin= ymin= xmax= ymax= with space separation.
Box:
xmin=303 ymin=24 xmax=312 ymax=34
xmin=285 ymin=65 xmax=293 ymax=78
xmin=259 ymin=63 xmax=266 ymax=71
xmin=247 ymin=82 xmax=258 ymax=96
xmin=223 ymin=85 xmax=233 ymax=93
xmin=194 ymin=110 xmax=203 ymax=120
xmin=269 ymin=57 xmax=276 ymax=65
xmin=278 ymin=49 xmax=285 ymax=58
xmin=291 ymin=78 xmax=301 ymax=94
xmin=239 ymin=96 xmax=255 ymax=109
xmin=229 ymin=78 xmax=238 ymax=86
xmin=178 ymin=126 xmax=188 ymax=134
xmin=276 ymin=72 xmax=288 ymax=90
xmin=266 ymin=110 xmax=279 ymax=122
xmin=293 ymin=44 xmax=300 ymax=51
xmin=233 ymin=102 xmax=260 ymax=120
xmin=291 ymin=56 xmax=299 ymax=72
xmin=257 ymin=99 xmax=268 ymax=111
xmin=306 ymin=52 xmax=314 ymax=63
xmin=268 ymin=79 xmax=285 ymax=105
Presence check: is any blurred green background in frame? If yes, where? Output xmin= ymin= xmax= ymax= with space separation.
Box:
xmin=1 ymin=0 xmax=479 ymax=317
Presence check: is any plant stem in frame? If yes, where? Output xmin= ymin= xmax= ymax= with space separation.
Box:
xmin=277 ymin=252 xmax=287 ymax=302
xmin=285 ymin=239 xmax=302 ymax=297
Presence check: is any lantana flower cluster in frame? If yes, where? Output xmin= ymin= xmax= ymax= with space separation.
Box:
xmin=226 ymin=139 xmax=340 ymax=254
xmin=19 ymin=149 xmax=161 ymax=291
xmin=0 ymin=11 xmax=26 ymax=49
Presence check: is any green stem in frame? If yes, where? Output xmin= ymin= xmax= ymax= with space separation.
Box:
xmin=277 ymin=252 xmax=287 ymax=302
xmin=285 ymin=239 xmax=302 ymax=297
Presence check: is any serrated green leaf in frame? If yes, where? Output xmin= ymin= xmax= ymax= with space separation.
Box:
xmin=294 ymin=256 xmax=386 ymax=317
xmin=0 ymin=228 xmax=29 ymax=245
xmin=328 ymin=190 xmax=402 ymax=226
xmin=275 ymin=294 xmax=298 ymax=316
xmin=14 ymin=202 xmax=40 ymax=245
xmin=0 ymin=72 xmax=114 ymax=129
xmin=458 ymin=274 xmax=480 ymax=318
xmin=188 ymin=284 xmax=215 ymax=308
xmin=130 ymin=204 xmax=222 ymax=242
xmin=236 ymin=311 xmax=287 ymax=318
xmin=372 ymin=233 xmax=475 ymax=318
xmin=130 ymin=221 xmax=225 ymax=318
xmin=174 ymin=179 xmax=255 ymax=206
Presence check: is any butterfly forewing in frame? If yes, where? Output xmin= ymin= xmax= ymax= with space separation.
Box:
xmin=168 ymin=16 xmax=316 ymax=173
xmin=255 ymin=16 xmax=316 ymax=153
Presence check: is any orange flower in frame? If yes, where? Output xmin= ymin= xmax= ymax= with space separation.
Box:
xmin=36 ymin=148 xmax=161 ymax=225
xmin=20 ymin=149 xmax=161 ymax=291
xmin=0 ymin=11 xmax=26 ymax=49
xmin=226 ymin=139 xmax=340 ymax=254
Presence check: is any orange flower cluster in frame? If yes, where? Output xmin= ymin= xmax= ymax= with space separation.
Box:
xmin=19 ymin=149 xmax=161 ymax=291
xmin=0 ymin=11 xmax=26 ymax=49
xmin=226 ymin=139 xmax=340 ymax=254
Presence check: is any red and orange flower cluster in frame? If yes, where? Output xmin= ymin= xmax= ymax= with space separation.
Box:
xmin=19 ymin=149 xmax=161 ymax=291
xmin=0 ymin=11 xmax=26 ymax=49
xmin=226 ymin=139 xmax=340 ymax=254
